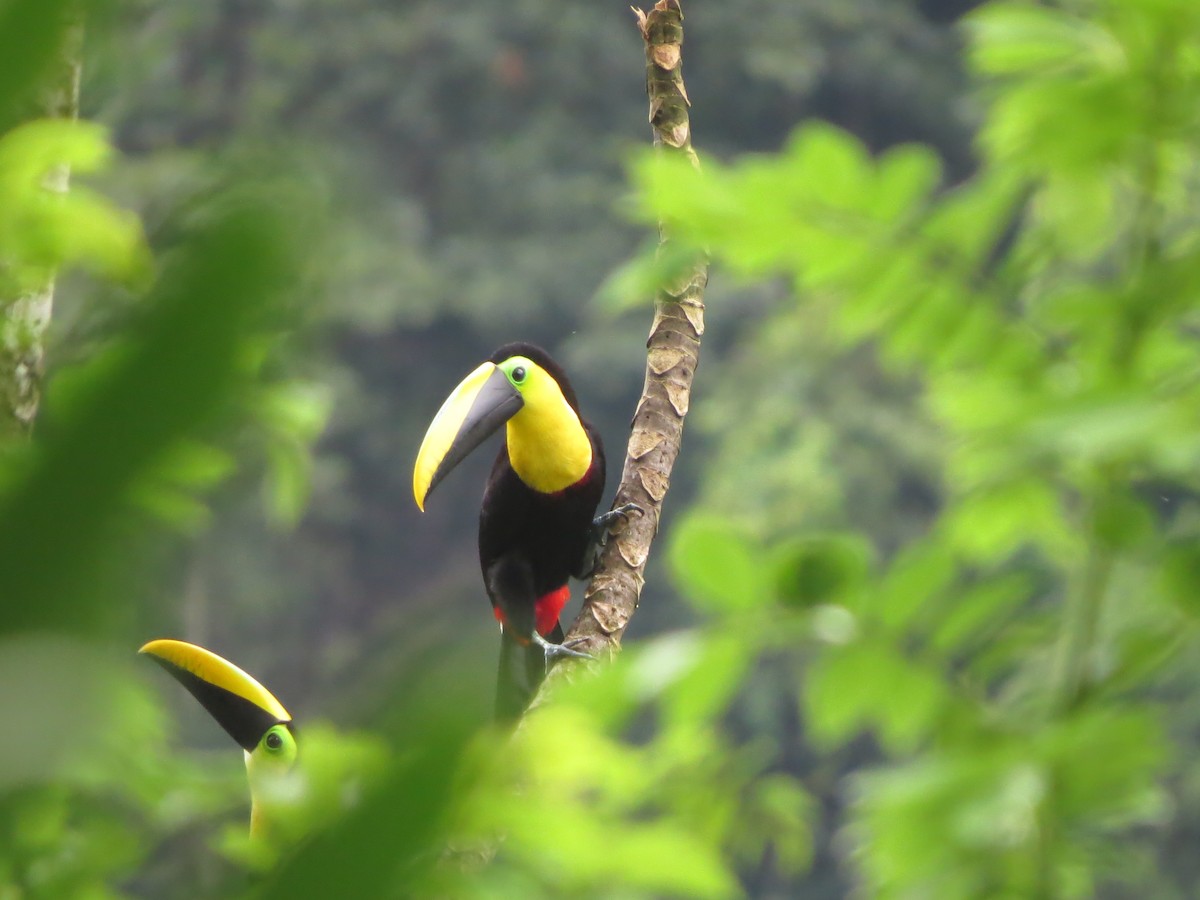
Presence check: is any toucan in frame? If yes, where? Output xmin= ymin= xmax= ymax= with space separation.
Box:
xmin=140 ymin=639 xmax=296 ymax=837
xmin=413 ymin=342 xmax=636 ymax=719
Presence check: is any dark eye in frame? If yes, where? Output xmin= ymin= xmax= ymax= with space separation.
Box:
xmin=266 ymin=731 xmax=283 ymax=750
xmin=511 ymin=366 xmax=526 ymax=383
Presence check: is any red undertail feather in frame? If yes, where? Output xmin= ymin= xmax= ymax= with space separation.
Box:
xmin=493 ymin=585 xmax=571 ymax=638
xmin=535 ymin=585 xmax=570 ymax=636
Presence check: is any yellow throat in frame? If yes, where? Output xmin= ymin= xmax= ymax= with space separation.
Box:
xmin=245 ymin=741 xmax=297 ymax=839
xmin=505 ymin=366 xmax=592 ymax=493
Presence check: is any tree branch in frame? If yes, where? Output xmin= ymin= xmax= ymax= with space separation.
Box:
xmin=549 ymin=0 xmax=708 ymax=680
xmin=0 ymin=13 xmax=82 ymax=439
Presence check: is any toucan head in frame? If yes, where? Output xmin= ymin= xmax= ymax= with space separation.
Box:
xmin=140 ymin=639 xmax=296 ymax=833
xmin=413 ymin=342 xmax=589 ymax=507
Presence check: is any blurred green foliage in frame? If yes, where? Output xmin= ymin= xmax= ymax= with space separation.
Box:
xmin=11 ymin=0 xmax=1200 ymax=897
xmin=0 ymin=71 xmax=796 ymax=896
xmin=0 ymin=120 xmax=145 ymax=299
xmin=646 ymin=0 xmax=1200 ymax=895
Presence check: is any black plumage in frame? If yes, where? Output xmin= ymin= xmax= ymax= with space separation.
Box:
xmin=478 ymin=343 xmax=606 ymax=719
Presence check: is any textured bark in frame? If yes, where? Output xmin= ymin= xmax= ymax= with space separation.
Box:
xmin=0 ymin=16 xmax=82 ymax=440
xmin=544 ymin=0 xmax=708 ymax=687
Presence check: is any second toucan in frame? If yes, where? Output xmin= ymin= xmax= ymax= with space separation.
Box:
xmin=140 ymin=639 xmax=296 ymax=837
xmin=414 ymin=342 xmax=633 ymax=718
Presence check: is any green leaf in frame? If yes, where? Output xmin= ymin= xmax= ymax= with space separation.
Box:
xmin=928 ymin=573 xmax=1032 ymax=658
xmin=662 ymin=632 xmax=754 ymax=727
xmin=943 ymin=479 xmax=1068 ymax=563
xmin=1034 ymin=173 xmax=1117 ymax=260
xmin=806 ymin=640 xmax=949 ymax=754
xmin=0 ymin=636 xmax=143 ymax=788
xmin=803 ymin=642 xmax=879 ymax=749
xmin=258 ymin=380 xmax=332 ymax=443
xmin=129 ymin=482 xmax=212 ymax=533
xmin=152 ymin=440 xmax=237 ymax=489
xmin=668 ymin=513 xmax=769 ymax=614
xmin=873 ymin=542 xmax=956 ymax=634
xmin=967 ymin=4 xmax=1124 ymax=76
xmin=1158 ymin=539 xmax=1200 ymax=618
xmin=742 ymin=775 xmax=814 ymax=875
xmin=782 ymin=123 xmax=873 ymax=208
xmin=873 ymin=653 xmax=948 ymax=754
xmin=873 ymin=144 xmax=942 ymax=223
xmin=596 ymin=240 xmax=703 ymax=313
xmin=263 ymin=439 xmax=315 ymax=528
xmin=771 ymin=532 xmax=873 ymax=609
xmin=1092 ymin=489 xmax=1153 ymax=552
xmin=0 ymin=120 xmax=148 ymax=290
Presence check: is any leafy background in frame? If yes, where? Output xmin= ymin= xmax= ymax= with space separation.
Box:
xmin=4 ymin=0 xmax=1200 ymax=897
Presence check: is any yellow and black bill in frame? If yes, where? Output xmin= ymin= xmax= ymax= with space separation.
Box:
xmin=413 ymin=361 xmax=523 ymax=510
xmin=139 ymin=639 xmax=292 ymax=752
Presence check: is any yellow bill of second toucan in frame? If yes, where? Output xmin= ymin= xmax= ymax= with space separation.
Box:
xmin=140 ymin=639 xmax=296 ymax=836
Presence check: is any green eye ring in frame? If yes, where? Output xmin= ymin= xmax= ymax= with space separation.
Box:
xmin=261 ymin=724 xmax=294 ymax=757
xmin=499 ymin=356 xmax=533 ymax=389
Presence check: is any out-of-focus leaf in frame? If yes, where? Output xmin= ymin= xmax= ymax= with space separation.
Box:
xmin=966 ymin=4 xmax=1124 ymax=76
xmin=0 ymin=0 xmax=106 ymax=124
xmin=128 ymin=441 xmax=237 ymax=532
xmin=471 ymin=707 xmax=741 ymax=899
xmin=771 ymin=532 xmax=873 ymax=609
xmin=873 ymin=144 xmax=942 ymax=224
xmin=852 ymin=709 xmax=1164 ymax=897
xmin=597 ymin=239 xmax=703 ymax=313
xmin=255 ymin=664 xmax=480 ymax=898
xmin=129 ymin=482 xmax=213 ymax=533
xmin=871 ymin=542 xmax=956 ymax=634
xmin=1158 ymin=539 xmax=1200 ymax=619
xmin=257 ymin=381 xmax=332 ymax=444
xmin=0 ymin=636 xmax=132 ymax=788
xmin=0 ymin=196 xmax=299 ymax=635
xmin=661 ymin=632 xmax=754 ymax=728
xmin=806 ymin=637 xmax=950 ymax=754
xmin=927 ymin=573 xmax=1032 ymax=658
xmin=668 ymin=513 xmax=769 ymax=614
xmin=943 ymin=479 xmax=1067 ymax=563
xmin=803 ymin=642 xmax=879 ymax=749
xmin=0 ymin=119 xmax=148 ymax=293
xmin=738 ymin=774 xmax=813 ymax=876
xmin=219 ymin=723 xmax=389 ymax=870
xmin=263 ymin=440 xmax=314 ymax=529
xmin=1092 ymin=488 xmax=1153 ymax=552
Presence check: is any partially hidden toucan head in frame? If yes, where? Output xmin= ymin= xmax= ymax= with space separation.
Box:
xmin=413 ymin=342 xmax=593 ymax=507
xmin=140 ymin=639 xmax=296 ymax=835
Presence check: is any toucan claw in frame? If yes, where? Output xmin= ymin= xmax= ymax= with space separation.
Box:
xmin=575 ymin=502 xmax=645 ymax=579
xmin=593 ymin=502 xmax=644 ymax=532
xmin=534 ymin=631 xmax=594 ymax=662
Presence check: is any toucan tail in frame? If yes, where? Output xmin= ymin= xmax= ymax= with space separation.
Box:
xmin=494 ymin=621 xmax=562 ymax=721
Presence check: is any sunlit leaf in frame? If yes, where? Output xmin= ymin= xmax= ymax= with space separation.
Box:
xmin=967 ymin=4 xmax=1124 ymax=76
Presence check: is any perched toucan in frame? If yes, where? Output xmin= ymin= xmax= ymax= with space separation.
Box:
xmin=140 ymin=639 xmax=296 ymax=837
xmin=413 ymin=342 xmax=635 ymax=719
